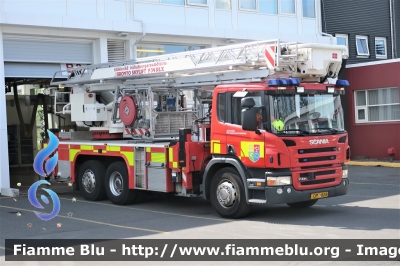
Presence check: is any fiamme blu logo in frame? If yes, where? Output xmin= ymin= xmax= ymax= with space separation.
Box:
xmin=28 ymin=130 xmax=61 ymax=221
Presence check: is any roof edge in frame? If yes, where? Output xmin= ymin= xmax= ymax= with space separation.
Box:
xmin=346 ymin=58 xmax=400 ymax=68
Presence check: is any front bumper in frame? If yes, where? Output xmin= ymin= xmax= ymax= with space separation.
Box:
xmin=265 ymin=178 xmax=349 ymax=204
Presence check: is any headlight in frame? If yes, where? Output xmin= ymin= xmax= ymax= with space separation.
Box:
xmin=267 ymin=176 xmax=292 ymax=186
xmin=342 ymin=169 xmax=348 ymax=178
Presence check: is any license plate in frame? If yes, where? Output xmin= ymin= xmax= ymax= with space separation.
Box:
xmin=310 ymin=191 xmax=328 ymax=199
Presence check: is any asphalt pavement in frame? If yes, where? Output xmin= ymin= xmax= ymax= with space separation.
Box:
xmin=0 ymin=165 xmax=399 ymax=266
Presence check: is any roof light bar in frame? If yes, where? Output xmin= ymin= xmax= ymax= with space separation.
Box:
xmin=336 ymin=79 xmax=350 ymax=87
xmin=268 ymin=78 xmax=300 ymax=87
xmin=288 ymin=78 xmax=300 ymax=86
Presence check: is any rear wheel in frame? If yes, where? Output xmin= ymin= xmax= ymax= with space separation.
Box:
xmin=78 ymin=160 xmax=107 ymax=201
xmin=287 ymin=199 xmax=318 ymax=208
xmin=210 ymin=167 xmax=250 ymax=219
xmin=105 ymin=161 xmax=139 ymax=205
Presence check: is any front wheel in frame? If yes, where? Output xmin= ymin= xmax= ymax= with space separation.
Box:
xmin=210 ymin=167 xmax=250 ymax=219
xmin=105 ymin=161 xmax=139 ymax=205
xmin=287 ymin=199 xmax=318 ymax=208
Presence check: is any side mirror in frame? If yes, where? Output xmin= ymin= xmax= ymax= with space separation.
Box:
xmin=241 ymin=108 xmax=257 ymax=131
xmin=241 ymin=97 xmax=256 ymax=131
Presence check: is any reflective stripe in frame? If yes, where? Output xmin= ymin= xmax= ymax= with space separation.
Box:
xmin=121 ymin=151 xmax=134 ymax=166
xmin=173 ymin=162 xmax=178 ymax=168
xmin=169 ymin=148 xmax=173 ymax=162
xmin=69 ymin=149 xmax=80 ymax=162
xmin=107 ymin=146 xmax=121 ymax=152
xmin=211 ymin=140 xmax=221 ymax=154
xmin=81 ymin=145 xmax=93 ymax=150
xmin=151 ymin=153 xmax=166 ymax=163
xmin=146 ymin=147 xmax=151 ymax=152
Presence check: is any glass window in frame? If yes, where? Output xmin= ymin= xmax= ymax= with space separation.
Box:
xmin=259 ymin=0 xmax=277 ymax=14
xmin=336 ymin=34 xmax=348 ymax=47
xmin=269 ymin=94 xmax=345 ymax=133
xmin=217 ymin=93 xmax=226 ymax=122
xmin=281 ymin=0 xmax=295 ymax=14
xmin=161 ymin=0 xmax=185 ymax=5
xmin=240 ymin=0 xmax=256 ymax=10
xmin=187 ymin=0 xmax=207 ymax=5
xmin=355 ymin=88 xmax=400 ymax=123
xmin=231 ymin=92 xmax=263 ymax=126
xmin=216 ymin=0 xmax=231 ymax=9
xmin=137 ymin=43 xmax=207 ymax=58
xmin=356 ymin=35 xmax=369 ymax=56
xmin=375 ymin=37 xmax=387 ymax=59
xmin=302 ymin=0 xmax=315 ymax=18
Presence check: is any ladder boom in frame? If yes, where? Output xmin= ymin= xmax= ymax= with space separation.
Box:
xmin=51 ymin=39 xmax=348 ymax=88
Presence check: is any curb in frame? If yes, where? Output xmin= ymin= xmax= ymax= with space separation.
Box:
xmin=345 ymin=161 xmax=400 ymax=168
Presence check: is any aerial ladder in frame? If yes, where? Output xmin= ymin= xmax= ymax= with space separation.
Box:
xmin=50 ymin=39 xmax=348 ymax=140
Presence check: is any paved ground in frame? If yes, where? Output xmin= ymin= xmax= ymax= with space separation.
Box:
xmin=0 ymin=165 xmax=399 ymax=266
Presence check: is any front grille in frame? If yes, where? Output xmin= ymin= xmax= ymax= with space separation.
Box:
xmin=300 ymin=170 xmax=335 ymax=178
xmin=299 ymin=156 xmax=336 ymax=163
xmin=298 ymin=147 xmax=337 ymax=154
xmin=301 ymin=164 xmax=333 ymax=170
xmin=301 ymin=178 xmax=335 ymax=186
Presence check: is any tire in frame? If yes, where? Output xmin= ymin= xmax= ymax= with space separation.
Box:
xmin=287 ymin=199 xmax=318 ymax=208
xmin=78 ymin=160 xmax=107 ymax=201
xmin=210 ymin=167 xmax=250 ymax=219
xmin=105 ymin=161 xmax=139 ymax=205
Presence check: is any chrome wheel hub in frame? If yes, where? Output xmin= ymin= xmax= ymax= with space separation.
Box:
xmin=109 ymin=171 xmax=123 ymax=196
xmin=216 ymin=181 xmax=237 ymax=208
xmin=82 ymin=170 xmax=96 ymax=193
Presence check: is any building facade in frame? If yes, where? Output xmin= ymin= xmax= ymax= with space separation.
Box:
xmin=322 ymin=0 xmax=400 ymax=160
xmin=0 ymin=0 xmax=333 ymax=194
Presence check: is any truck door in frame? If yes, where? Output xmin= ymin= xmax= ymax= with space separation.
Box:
xmin=210 ymin=91 xmax=227 ymax=155
xmin=225 ymin=91 xmax=266 ymax=168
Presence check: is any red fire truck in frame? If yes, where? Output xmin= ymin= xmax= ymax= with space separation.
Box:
xmin=47 ymin=39 xmax=350 ymax=218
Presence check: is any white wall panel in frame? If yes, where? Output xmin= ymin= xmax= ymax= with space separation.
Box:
xmin=279 ymin=16 xmax=297 ymax=34
xmin=135 ymin=3 xmax=185 ymax=26
xmin=185 ymin=8 xmax=209 ymax=27
xmin=105 ymin=0 xmax=128 ymax=21
xmin=2 ymin=0 xmax=67 ymax=16
xmin=215 ymin=11 xmax=232 ymax=29
xmin=67 ymin=0 xmax=97 ymax=18
xmin=302 ymin=19 xmax=317 ymax=34
xmin=238 ymin=13 xmax=279 ymax=33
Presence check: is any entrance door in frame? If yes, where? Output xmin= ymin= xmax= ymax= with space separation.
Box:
xmin=225 ymin=91 xmax=266 ymax=168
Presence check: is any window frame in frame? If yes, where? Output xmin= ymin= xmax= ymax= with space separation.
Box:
xmin=355 ymin=35 xmax=370 ymax=57
xmin=186 ymin=0 xmax=208 ymax=7
xmin=302 ymin=0 xmax=315 ymax=18
xmin=217 ymin=92 xmax=227 ymax=123
xmin=215 ymin=0 xmax=231 ymax=10
xmin=375 ymin=37 xmax=387 ymax=59
xmin=354 ymin=88 xmax=400 ymax=123
xmin=280 ymin=0 xmax=296 ymax=15
xmin=238 ymin=0 xmax=258 ymax=12
xmin=335 ymin=33 xmax=348 ymax=49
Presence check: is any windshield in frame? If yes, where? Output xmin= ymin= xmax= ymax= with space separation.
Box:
xmin=269 ymin=94 xmax=345 ymax=134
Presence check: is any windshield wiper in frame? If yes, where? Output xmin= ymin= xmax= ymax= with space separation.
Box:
xmin=277 ymin=129 xmax=311 ymax=135
xmin=314 ymin=128 xmax=341 ymax=134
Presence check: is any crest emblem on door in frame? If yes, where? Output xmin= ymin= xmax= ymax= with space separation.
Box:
xmin=248 ymin=144 xmax=260 ymax=163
